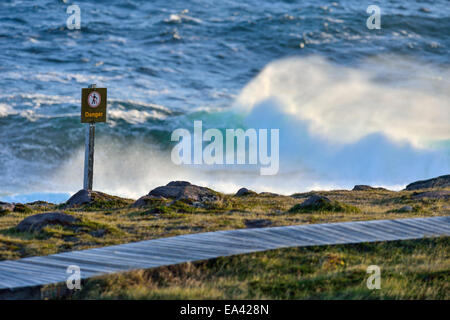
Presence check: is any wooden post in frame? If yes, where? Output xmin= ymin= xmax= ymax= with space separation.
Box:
xmin=83 ymin=84 xmax=96 ymax=190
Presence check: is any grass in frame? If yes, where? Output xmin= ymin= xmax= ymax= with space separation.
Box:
xmin=0 ymin=188 xmax=449 ymax=261
xmin=288 ymin=199 xmax=361 ymax=213
xmin=0 ymin=187 xmax=448 ymax=299
xmin=65 ymin=237 xmax=449 ymax=300
xmin=11 ymin=203 xmax=33 ymax=214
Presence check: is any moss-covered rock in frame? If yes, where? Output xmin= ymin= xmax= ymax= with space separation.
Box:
xmin=132 ymin=195 xmax=169 ymax=208
xmin=146 ymin=181 xmax=221 ymax=202
xmin=65 ymin=189 xmax=133 ymax=209
xmin=288 ymin=195 xmax=360 ymax=213
xmin=16 ymin=212 xmax=79 ymax=232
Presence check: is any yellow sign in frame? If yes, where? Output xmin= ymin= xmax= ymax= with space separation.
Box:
xmin=81 ymin=88 xmax=107 ymax=123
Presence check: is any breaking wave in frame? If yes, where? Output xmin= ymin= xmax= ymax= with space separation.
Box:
xmin=44 ymin=56 xmax=450 ymax=200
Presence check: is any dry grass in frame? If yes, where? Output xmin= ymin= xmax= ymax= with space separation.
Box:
xmin=0 ymin=188 xmax=449 ymax=261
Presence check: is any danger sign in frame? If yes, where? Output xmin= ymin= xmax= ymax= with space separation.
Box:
xmin=81 ymin=87 xmax=107 ymax=123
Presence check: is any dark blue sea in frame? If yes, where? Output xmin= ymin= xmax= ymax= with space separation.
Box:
xmin=0 ymin=0 xmax=449 ymax=202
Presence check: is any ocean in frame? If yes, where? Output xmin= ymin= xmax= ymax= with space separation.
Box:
xmin=0 ymin=0 xmax=449 ymax=203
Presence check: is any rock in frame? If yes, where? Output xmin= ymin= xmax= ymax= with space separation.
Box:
xmin=353 ymin=185 xmax=387 ymax=191
xmin=398 ymin=205 xmax=413 ymax=212
xmin=0 ymin=201 xmax=15 ymax=213
xmin=66 ymin=189 xmax=92 ymax=206
xmin=132 ymin=195 xmax=167 ymax=208
xmin=405 ymin=174 xmax=450 ymax=190
xmin=65 ymin=189 xmax=131 ymax=208
xmin=235 ymin=188 xmax=257 ymax=197
xmin=288 ymin=194 xmax=360 ymax=213
xmin=411 ymin=190 xmax=450 ymax=200
xmin=16 ymin=212 xmax=79 ymax=232
xmin=244 ymin=219 xmax=273 ymax=229
xmin=299 ymin=195 xmax=331 ymax=207
xmin=147 ymin=181 xmax=219 ymax=202
xmin=353 ymin=185 xmax=372 ymax=191
xmin=259 ymin=192 xmax=280 ymax=197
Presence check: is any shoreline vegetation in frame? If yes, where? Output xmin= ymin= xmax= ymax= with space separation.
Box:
xmin=0 ymin=174 xmax=449 ymax=299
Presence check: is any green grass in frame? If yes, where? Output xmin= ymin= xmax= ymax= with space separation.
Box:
xmin=288 ymin=199 xmax=361 ymax=213
xmin=67 ymin=237 xmax=449 ymax=300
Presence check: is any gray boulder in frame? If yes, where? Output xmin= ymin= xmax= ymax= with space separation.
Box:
xmin=405 ymin=174 xmax=450 ymax=190
xmin=16 ymin=212 xmax=79 ymax=232
xmin=147 ymin=181 xmax=219 ymax=202
xmin=398 ymin=205 xmax=413 ymax=212
xmin=244 ymin=219 xmax=273 ymax=229
xmin=353 ymin=185 xmax=387 ymax=191
xmin=66 ymin=189 xmax=92 ymax=206
xmin=235 ymin=188 xmax=257 ymax=197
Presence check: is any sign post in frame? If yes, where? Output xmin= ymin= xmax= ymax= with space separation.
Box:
xmin=81 ymin=84 xmax=107 ymax=190
xmin=84 ymin=121 xmax=95 ymax=190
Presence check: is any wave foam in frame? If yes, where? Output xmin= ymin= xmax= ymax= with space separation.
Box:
xmin=236 ymin=55 xmax=450 ymax=148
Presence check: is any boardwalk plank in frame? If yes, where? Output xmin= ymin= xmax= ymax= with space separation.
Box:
xmin=0 ymin=216 xmax=448 ymax=291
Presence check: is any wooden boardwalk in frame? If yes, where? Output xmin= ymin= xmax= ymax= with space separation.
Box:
xmin=0 ymin=216 xmax=449 ymax=291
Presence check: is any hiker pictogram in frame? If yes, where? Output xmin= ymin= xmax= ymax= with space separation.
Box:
xmin=87 ymin=91 xmax=101 ymax=108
